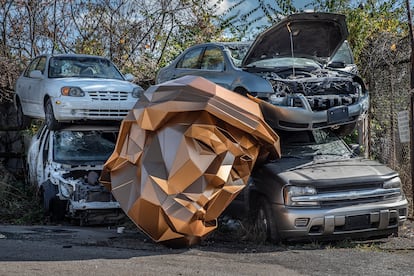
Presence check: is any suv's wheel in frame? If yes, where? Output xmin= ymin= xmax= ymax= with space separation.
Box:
xmin=250 ymin=196 xmax=281 ymax=244
xmin=45 ymin=99 xmax=60 ymax=130
xmin=15 ymin=99 xmax=31 ymax=129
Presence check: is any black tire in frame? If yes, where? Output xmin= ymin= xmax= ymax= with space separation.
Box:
xmin=250 ymin=196 xmax=281 ymax=244
xmin=45 ymin=99 xmax=60 ymax=130
xmin=15 ymin=99 xmax=31 ymax=129
xmin=49 ymin=197 xmax=67 ymax=222
xmin=42 ymin=181 xmax=57 ymax=213
xmin=233 ymin=87 xmax=248 ymax=97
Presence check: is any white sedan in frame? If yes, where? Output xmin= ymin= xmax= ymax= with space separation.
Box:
xmin=15 ymin=54 xmax=143 ymax=130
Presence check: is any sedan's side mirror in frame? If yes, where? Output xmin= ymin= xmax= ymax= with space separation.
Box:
xmin=124 ymin=73 xmax=135 ymax=81
xmin=29 ymin=70 xmax=44 ymax=79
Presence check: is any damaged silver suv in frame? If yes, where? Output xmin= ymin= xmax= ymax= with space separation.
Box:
xmin=156 ymin=12 xmax=368 ymax=134
xmin=27 ymin=124 xmax=124 ymax=224
xmin=226 ymin=129 xmax=407 ymax=243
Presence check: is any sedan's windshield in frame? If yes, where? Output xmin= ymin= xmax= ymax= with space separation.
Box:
xmin=281 ymin=129 xmax=352 ymax=158
xmin=48 ymin=56 xmax=124 ymax=80
xmin=245 ymin=57 xmax=321 ymax=70
xmin=53 ymin=130 xmax=117 ymax=164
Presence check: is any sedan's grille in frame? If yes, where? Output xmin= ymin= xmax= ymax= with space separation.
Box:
xmin=85 ymin=109 xmax=130 ymax=117
xmin=88 ymin=91 xmax=129 ymax=101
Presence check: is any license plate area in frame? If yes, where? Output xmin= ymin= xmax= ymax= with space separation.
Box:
xmin=327 ymin=106 xmax=349 ymax=124
xmin=343 ymin=214 xmax=371 ymax=231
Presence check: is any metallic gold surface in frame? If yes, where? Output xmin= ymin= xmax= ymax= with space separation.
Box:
xmin=101 ymin=76 xmax=280 ymax=247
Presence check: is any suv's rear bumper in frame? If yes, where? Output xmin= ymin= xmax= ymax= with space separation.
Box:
xmin=272 ymin=198 xmax=408 ymax=241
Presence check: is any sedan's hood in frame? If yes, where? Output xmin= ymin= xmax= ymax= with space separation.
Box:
xmin=242 ymin=12 xmax=348 ymax=66
xmin=53 ymin=78 xmax=138 ymax=92
xmin=262 ymin=157 xmax=397 ymax=184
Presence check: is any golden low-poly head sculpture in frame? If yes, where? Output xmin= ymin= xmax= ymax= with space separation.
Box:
xmin=100 ymin=76 xmax=280 ymax=247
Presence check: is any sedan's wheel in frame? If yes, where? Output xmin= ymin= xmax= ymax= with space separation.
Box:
xmin=15 ymin=100 xmax=31 ymax=129
xmin=42 ymin=181 xmax=58 ymax=213
xmin=45 ymin=99 xmax=60 ymax=130
xmin=251 ymin=196 xmax=281 ymax=244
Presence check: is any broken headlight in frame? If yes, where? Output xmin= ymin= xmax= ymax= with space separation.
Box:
xmin=283 ymin=185 xmax=319 ymax=206
xmin=60 ymin=182 xmax=74 ymax=199
xmin=132 ymin=87 xmax=144 ymax=98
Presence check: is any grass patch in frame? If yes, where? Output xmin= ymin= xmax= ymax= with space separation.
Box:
xmin=0 ymin=166 xmax=44 ymax=224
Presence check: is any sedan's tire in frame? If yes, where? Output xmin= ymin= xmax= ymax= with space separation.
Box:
xmin=45 ymin=99 xmax=60 ymax=130
xmin=42 ymin=180 xmax=58 ymax=213
xmin=15 ymin=99 xmax=31 ymax=130
xmin=251 ymin=196 xmax=281 ymax=244
xmin=49 ymin=197 xmax=67 ymax=222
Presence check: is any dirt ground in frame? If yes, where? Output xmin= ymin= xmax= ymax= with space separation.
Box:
xmin=1 ymin=219 xmax=414 ymax=275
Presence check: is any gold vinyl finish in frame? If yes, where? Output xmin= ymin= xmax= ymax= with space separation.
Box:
xmin=100 ymin=76 xmax=280 ymax=247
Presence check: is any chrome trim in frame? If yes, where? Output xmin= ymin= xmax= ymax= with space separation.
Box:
xmin=292 ymin=188 xmax=401 ymax=202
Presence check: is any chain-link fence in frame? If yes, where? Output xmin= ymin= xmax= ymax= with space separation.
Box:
xmin=360 ymin=33 xmax=413 ymax=217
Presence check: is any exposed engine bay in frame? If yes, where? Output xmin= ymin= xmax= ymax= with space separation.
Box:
xmin=259 ymin=68 xmax=364 ymax=111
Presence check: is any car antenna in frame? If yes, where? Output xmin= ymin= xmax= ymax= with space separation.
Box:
xmin=287 ymin=22 xmax=295 ymax=77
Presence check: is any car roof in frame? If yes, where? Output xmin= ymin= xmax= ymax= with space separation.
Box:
xmin=35 ymin=53 xmax=111 ymax=60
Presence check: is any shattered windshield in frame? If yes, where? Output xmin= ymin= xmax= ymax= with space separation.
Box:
xmin=48 ymin=56 xmax=124 ymax=80
xmin=53 ymin=129 xmax=117 ymax=164
xmin=281 ymin=129 xmax=352 ymax=158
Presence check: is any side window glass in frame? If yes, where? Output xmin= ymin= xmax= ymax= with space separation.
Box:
xmin=35 ymin=56 xmax=47 ymax=74
xmin=177 ymin=48 xmax=203 ymax=69
xmin=331 ymin=41 xmax=354 ymax=64
xmin=201 ymin=47 xmax=224 ymax=71
xmin=24 ymin=58 xmax=40 ymax=77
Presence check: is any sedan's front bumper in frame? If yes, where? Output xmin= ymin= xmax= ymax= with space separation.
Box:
xmin=255 ymin=95 xmax=369 ymax=131
xmin=51 ymin=96 xmax=138 ymax=121
xmin=272 ymin=198 xmax=408 ymax=241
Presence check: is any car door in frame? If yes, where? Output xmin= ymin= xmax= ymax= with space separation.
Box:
xmin=198 ymin=46 xmax=231 ymax=89
xmin=170 ymin=46 xmax=204 ymax=80
xmin=17 ymin=56 xmax=47 ymax=117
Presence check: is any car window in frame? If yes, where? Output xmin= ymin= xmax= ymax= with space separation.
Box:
xmin=48 ymin=56 xmax=124 ymax=80
xmin=36 ymin=56 xmax=47 ymax=74
xmin=177 ymin=47 xmax=203 ymax=69
xmin=200 ymin=47 xmax=224 ymax=71
xmin=280 ymin=129 xmax=352 ymax=157
xmin=24 ymin=57 xmax=41 ymax=77
xmin=331 ymin=41 xmax=354 ymax=64
xmin=53 ymin=129 xmax=117 ymax=164
xmin=226 ymin=43 xmax=250 ymax=67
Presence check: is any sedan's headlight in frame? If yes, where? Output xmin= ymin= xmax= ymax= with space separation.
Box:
xmin=61 ymin=87 xmax=85 ymax=97
xmin=383 ymin=177 xmax=401 ymax=189
xmin=132 ymin=87 xmax=144 ymax=98
xmin=284 ymin=185 xmax=319 ymax=206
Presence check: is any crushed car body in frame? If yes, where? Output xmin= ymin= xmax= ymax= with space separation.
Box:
xmin=243 ymin=12 xmax=368 ymax=132
xmin=27 ymin=124 xmax=124 ymax=225
xmin=225 ymin=129 xmax=408 ymax=243
xmin=100 ymin=76 xmax=280 ymax=247
xmin=156 ymin=12 xmax=368 ymax=134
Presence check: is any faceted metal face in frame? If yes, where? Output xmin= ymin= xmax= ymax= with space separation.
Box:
xmin=100 ymin=76 xmax=280 ymax=247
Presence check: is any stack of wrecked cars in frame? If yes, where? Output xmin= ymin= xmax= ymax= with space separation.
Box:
xmin=156 ymin=12 xmax=408 ymax=244
xmin=21 ymin=54 xmax=143 ymax=224
xmin=22 ymin=12 xmax=408 ymax=246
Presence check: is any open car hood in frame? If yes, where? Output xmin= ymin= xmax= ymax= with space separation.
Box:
xmin=242 ymin=12 xmax=349 ymax=66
